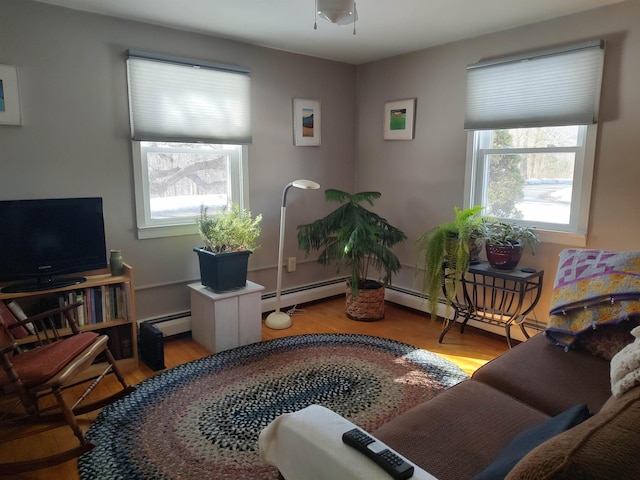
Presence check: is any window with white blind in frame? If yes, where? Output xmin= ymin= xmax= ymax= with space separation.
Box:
xmin=464 ymin=41 xmax=605 ymax=245
xmin=126 ymin=51 xmax=251 ymax=239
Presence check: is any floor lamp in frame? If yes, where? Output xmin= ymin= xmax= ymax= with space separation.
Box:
xmin=265 ymin=179 xmax=321 ymax=329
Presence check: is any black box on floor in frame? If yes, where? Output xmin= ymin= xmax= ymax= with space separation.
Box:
xmin=138 ymin=321 xmax=166 ymax=371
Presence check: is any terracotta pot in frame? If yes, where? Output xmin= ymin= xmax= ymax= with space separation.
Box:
xmin=485 ymin=243 xmax=523 ymax=271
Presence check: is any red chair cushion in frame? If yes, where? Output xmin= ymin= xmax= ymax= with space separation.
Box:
xmin=0 ymin=332 xmax=100 ymax=391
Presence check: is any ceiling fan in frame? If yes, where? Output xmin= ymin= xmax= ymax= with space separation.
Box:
xmin=314 ymin=0 xmax=358 ymax=34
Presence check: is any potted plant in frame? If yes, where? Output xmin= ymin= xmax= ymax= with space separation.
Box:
xmin=297 ymin=189 xmax=407 ymax=321
xmin=482 ymin=221 xmax=539 ymax=271
xmin=194 ymin=204 xmax=262 ymax=292
xmin=415 ymin=206 xmax=486 ymax=317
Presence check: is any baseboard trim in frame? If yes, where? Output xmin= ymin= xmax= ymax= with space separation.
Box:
xmin=141 ymin=280 xmax=531 ymax=342
xmin=261 ymin=278 xmax=347 ymax=313
xmin=138 ymin=312 xmax=192 ymax=337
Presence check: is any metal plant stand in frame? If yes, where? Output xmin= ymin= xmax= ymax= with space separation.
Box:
xmin=440 ymin=262 xmax=544 ymax=348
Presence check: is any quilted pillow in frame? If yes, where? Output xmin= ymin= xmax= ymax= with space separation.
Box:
xmin=575 ymin=317 xmax=640 ymax=361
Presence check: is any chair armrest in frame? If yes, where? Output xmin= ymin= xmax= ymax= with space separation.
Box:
xmin=0 ymin=342 xmax=18 ymax=355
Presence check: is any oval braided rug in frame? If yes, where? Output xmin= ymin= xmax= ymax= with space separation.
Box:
xmin=79 ymin=333 xmax=467 ymax=479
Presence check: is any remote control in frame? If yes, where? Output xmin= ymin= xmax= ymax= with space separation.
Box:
xmin=342 ymin=427 xmax=414 ymax=480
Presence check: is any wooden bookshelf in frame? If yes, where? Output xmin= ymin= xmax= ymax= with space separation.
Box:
xmin=0 ymin=264 xmax=138 ymax=372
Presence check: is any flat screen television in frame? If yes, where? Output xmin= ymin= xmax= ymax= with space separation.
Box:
xmin=0 ymin=197 xmax=107 ymax=293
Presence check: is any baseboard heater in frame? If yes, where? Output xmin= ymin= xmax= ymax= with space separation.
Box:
xmin=261 ymin=278 xmax=346 ymax=313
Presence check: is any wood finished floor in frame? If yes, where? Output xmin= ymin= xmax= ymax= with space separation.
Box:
xmin=1 ymin=296 xmax=509 ymax=479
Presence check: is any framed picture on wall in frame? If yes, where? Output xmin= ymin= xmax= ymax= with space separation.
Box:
xmin=293 ymin=98 xmax=321 ymax=146
xmin=383 ymin=98 xmax=415 ymax=140
xmin=0 ymin=65 xmax=23 ymax=126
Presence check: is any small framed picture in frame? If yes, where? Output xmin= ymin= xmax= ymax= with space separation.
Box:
xmin=293 ymin=98 xmax=321 ymax=146
xmin=0 ymin=64 xmax=23 ymax=126
xmin=384 ymin=98 xmax=416 ymax=140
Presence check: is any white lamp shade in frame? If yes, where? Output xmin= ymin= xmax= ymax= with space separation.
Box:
xmin=292 ymin=179 xmax=321 ymax=190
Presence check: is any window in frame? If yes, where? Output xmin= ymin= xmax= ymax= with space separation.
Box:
xmin=465 ymin=125 xmax=596 ymax=245
xmin=132 ymin=142 xmax=247 ymax=239
xmin=126 ymin=50 xmax=251 ymax=238
xmin=464 ymin=40 xmax=604 ymax=245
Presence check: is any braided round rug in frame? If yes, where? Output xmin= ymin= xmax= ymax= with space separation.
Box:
xmin=79 ymin=333 xmax=467 ymax=479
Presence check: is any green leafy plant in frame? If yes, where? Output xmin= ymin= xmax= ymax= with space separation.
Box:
xmin=297 ymin=189 xmax=407 ymax=296
xmin=482 ymin=221 xmax=539 ymax=254
xmin=416 ymin=206 xmax=486 ymax=316
xmin=197 ymin=204 xmax=262 ymax=253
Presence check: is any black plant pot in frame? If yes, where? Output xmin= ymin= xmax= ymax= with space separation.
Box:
xmin=193 ymin=248 xmax=251 ymax=292
xmin=485 ymin=243 xmax=523 ymax=271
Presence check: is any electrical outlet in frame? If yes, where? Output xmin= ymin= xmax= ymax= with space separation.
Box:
xmin=287 ymin=257 xmax=297 ymax=272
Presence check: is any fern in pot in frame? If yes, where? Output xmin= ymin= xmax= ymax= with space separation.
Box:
xmin=194 ymin=204 xmax=262 ymax=292
xmin=416 ymin=206 xmax=485 ymax=317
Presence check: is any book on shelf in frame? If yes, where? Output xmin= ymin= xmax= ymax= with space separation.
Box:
xmin=103 ymin=324 xmax=133 ymax=360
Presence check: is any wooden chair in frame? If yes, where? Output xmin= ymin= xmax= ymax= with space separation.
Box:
xmin=0 ymin=300 xmax=135 ymax=474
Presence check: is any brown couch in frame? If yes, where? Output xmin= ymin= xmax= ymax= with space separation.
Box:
xmin=372 ymin=329 xmax=640 ymax=479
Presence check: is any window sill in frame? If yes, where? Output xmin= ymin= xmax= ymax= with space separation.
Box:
xmin=536 ymin=229 xmax=586 ymax=247
xmin=137 ymin=223 xmax=198 ymax=240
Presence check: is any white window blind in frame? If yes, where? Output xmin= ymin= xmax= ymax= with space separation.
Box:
xmin=126 ymin=50 xmax=251 ymax=144
xmin=465 ymin=40 xmax=605 ymax=130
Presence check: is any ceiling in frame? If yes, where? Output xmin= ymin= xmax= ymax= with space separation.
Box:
xmin=33 ymin=0 xmax=625 ymax=64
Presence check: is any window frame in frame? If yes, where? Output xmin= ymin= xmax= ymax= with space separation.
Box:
xmin=464 ymin=124 xmax=597 ymax=246
xmin=132 ymin=141 xmax=249 ymax=239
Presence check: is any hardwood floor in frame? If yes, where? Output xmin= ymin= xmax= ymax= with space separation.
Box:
xmin=1 ymin=296 xmax=509 ymax=479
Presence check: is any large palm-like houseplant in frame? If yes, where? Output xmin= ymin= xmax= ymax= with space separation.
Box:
xmin=416 ymin=206 xmax=485 ymax=317
xmin=297 ymin=189 xmax=407 ymax=321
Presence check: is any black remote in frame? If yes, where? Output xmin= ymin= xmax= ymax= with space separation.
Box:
xmin=342 ymin=427 xmax=414 ymax=480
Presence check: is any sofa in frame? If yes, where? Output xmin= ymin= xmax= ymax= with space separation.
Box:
xmin=371 ymin=323 xmax=640 ymax=479
xmin=261 ymin=249 xmax=640 ymax=479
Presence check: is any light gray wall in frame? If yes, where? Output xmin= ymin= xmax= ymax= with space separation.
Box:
xmin=0 ymin=0 xmax=356 ymax=320
xmin=356 ymin=0 xmax=640 ymax=319
xmin=3 ymin=0 xmax=640 ymax=324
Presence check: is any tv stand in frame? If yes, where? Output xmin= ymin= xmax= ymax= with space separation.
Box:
xmin=0 ymin=276 xmax=87 ymax=294
xmin=0 ymin=264 xmax=138 ymax=372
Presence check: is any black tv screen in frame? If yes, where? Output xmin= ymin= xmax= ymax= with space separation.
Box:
xmin=0 ymin=197 xmax=107 ymax=293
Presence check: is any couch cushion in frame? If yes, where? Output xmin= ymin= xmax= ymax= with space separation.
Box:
xmin=575 ymin=317 xmax=640 ymax=361
xmin=472 ymin=333 xmax=611 ymax=415
xmin=372 ymin=379 xmax=549 ymax=480
xmin=505 ymin=386 xmax=640 ymax=480
xmin=473 ymin=404 xmax=591 ymax=480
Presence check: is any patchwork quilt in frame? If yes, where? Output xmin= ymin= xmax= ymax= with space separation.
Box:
xmin=545 ymin=249 xmax=640 ymax=349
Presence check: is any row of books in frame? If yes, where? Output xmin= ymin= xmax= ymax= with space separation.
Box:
xmin=60 ymin=284 xmax=130 ymax=327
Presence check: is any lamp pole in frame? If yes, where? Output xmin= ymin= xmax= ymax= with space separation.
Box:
xmin=265 ymin=179 xmax=320 ymax=329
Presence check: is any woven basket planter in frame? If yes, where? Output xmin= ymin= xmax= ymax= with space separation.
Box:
xmin=345 ymin=281 xmax=385 ymax=321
